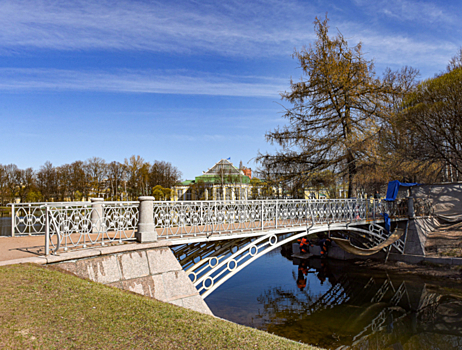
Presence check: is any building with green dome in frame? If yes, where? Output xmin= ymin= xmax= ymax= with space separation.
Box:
xmin=173 ymin=159 xmax=251 ymax=201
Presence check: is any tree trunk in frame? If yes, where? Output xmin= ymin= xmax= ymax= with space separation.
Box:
xmin=347 ymin=151 xmax=357 ymax=198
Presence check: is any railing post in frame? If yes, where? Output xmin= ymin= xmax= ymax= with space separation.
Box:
xmin=408 ymin=197 xmax=415 ymax=219
xmin=45 ymin=205 xmax=50 ymax=256
xmin=275 ymin=200 xmax=278 ymax=228
xmin=136 ymin=196 xmax=157 ymax=243
xmin=373 ymin=200 xmax=376 ymax=221
xmin=11 ymin=203 xmax=15 ymax=237
xmin=214 ymin=200 xmax=217 ymax=231
xmin=200 ymin=201 xmax=203 ymax=226
xmin=91 ymin=198 xmax=104 ymax=233
xmin=261 ymin=200 xmax=264 ymax=231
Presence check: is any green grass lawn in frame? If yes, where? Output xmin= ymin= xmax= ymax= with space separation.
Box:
xmin=0 ymin=264 xmax=320 ymax=350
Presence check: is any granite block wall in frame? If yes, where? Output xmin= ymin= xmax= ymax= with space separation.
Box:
xmin=55 ymin=247 xmax=213 ymax=316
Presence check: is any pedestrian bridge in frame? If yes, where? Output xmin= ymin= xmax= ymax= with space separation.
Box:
xmin=10 ymin=197 xmax=412 ymax=250
xmin=8 ymin=197 xmax=428 ymax=298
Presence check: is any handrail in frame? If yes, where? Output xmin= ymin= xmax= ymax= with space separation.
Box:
xmin=4 ymin=198 xmax=426 ymax=255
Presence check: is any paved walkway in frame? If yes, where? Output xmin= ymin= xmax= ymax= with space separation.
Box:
xmin=0 ymin=235 xmax=174 ymax=267
xmin=0 ymin=224 xmax=301 ymax=266
xmin=0 ymin=235 xmax=47 ymax=261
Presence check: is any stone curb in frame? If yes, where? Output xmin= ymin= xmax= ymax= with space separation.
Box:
xmin=0 ymin=256 xmax=47 ymax=266
xmin=0 ymin=241 xmax=174 ymax=266
xmin=387 ymin=253 xmax=462 ymax=266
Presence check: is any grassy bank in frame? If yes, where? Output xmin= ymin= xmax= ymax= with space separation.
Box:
xmin=0 ymin=264 xmax=319 ymax=350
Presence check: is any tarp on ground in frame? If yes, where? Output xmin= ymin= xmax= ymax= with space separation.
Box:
xmin=385 ymin=180 xmax=420 ymax=201
xmin=413 ymin=183 xmax=462 ymax=222
xmin=331 ymin=228 xmax=404 ymax=256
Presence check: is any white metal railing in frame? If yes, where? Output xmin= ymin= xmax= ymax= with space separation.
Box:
xmin=6 ymin=198 xmax=384 ymax=237
xmin=8 ymin=202 xmax=81 ymax=236
xmin=7 ymin=198 xmax=421 ymax=238
xmin=152 ymin=199 xmax=385 ymax=239
xmin=5 ymin=198 xmax=422 ymax=254
xmin=44 ymin=201 xmax=139 ymax=254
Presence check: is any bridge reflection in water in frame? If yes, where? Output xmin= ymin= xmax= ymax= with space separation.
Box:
xmin=195 ymin=242 xmax=462 ymax=350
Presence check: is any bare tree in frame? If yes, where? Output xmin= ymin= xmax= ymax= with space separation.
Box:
xmin=124 ymin=155 xmax=150 ymax=200
xmin=0 ymin=165 xmax=6 ymax=204
xmin=149 ymin=160 xmax=182 ymax=189
xmin=85 ymin=157 xmax=107 ymax=198
xmin=56 ymin=164 xmax=72 ymax=201
xmin=15 ymin=167 xmax=35 ymax=202
xmin=69 ymin=161 xmax=89 ymax=201
xmin=388 ymin=63 xmax=462 ymax=181
xmin=257 ymin=16 xmax=418 ymax=197
xmin=0 ymin=156 xmax=183 ymax=203
xmin=107 ymin=161 xmax=126 ymax=200
xmin=447 ymin=47 xmax=462 ymax=72
xmin=36 ymin=161 xmax=58 ymax=201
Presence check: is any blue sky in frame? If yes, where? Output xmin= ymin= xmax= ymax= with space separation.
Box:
xmin=1 ymin=0 xmax=460 ymax=180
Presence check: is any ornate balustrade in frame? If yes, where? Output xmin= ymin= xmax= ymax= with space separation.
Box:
xmin=44 ymin=200 xmax=139 ymax=253
xmin=8 ymin=202 xmax=74 ymax=236
xmin=6 ymin=197 xmax=416 ymax=254
xmin=152 ymin=199 xmax=383 ymax=239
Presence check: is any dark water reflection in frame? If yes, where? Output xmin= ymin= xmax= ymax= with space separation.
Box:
xmin=0 ymin=217 xmax=12 ymax=236
xmin=205 ymin=247 xmax=462 ymax=350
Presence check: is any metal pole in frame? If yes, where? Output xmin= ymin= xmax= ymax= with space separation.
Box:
xmin=373 ymin=199 xmax=376 ymax=221
xmin=200 ymin=201 xmax=204 ymax=234
xmin=45 ymin=206 xmax=49 ymax=256
xmin=11 ymin=204 xmax=15 ymax=237
xmin=275 ymin=200 xmax=278 ymax=228
xmin=261 ymin=200 xmax=264 ymax=230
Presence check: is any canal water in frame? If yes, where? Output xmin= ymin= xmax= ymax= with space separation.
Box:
xmin=0 ymin=217 xmax=12 ymax=236
xmin=205 ymin=246 xmax=462 ymax=350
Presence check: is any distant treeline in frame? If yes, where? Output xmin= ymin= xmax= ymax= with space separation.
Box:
xmin=0 ymin=155 xmax=182 ymax=204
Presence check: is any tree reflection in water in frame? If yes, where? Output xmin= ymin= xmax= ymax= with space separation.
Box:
xmin=254 ymin=257 xmax=462 ymax=349
xmin=201 ymin=242 xmax=462 ymax=350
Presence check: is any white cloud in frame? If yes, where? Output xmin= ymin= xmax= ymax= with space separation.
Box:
xmin=357 ymin=32 xmax=456 ymax=67
xmin=0 ymin=0 xmax=316 ymax=56
xmin=324 ymin=17 xmax=458 ymax=76
xmin=352 ymin=0 xmax=454 ymax=24
xmin=0 ymin=68 xmax=287 ymax=97
xmin=0 ymin=0 xmax=458 ymax=77
xmin=171 ymin=133 xmax=254 ymax=142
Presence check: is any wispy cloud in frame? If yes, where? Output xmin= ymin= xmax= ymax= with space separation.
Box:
xmin=171 ymin=133 xmax=254 ymax=142
xmin=328 ymin=16 xmax=459 ymax=74
xmin=347 ymin=30 xmax=458 ymax=68
xmin=0 ymin=68 xmax=287 ymax=97
xmin=0 ymin=0 xmax=316 ymax=56
xmin=352 ymin=0 xmax=455 ymax=23
xmin=0 ymin=1 xmax=458 ymax=76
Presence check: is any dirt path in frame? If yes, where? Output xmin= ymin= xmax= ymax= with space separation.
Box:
xmin=425 ymin=221 xmax=462 ymax=257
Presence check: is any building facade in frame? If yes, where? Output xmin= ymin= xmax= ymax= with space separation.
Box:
xmin=173 ymin=159 xmax=252 ymax=201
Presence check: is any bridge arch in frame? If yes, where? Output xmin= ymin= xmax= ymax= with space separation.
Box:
xmin=185 ymin=222 xmax=391 ymax=298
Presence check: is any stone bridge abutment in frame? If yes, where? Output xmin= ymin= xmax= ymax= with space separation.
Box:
xmin=51 ymin=244 xmax=213 ymax=315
